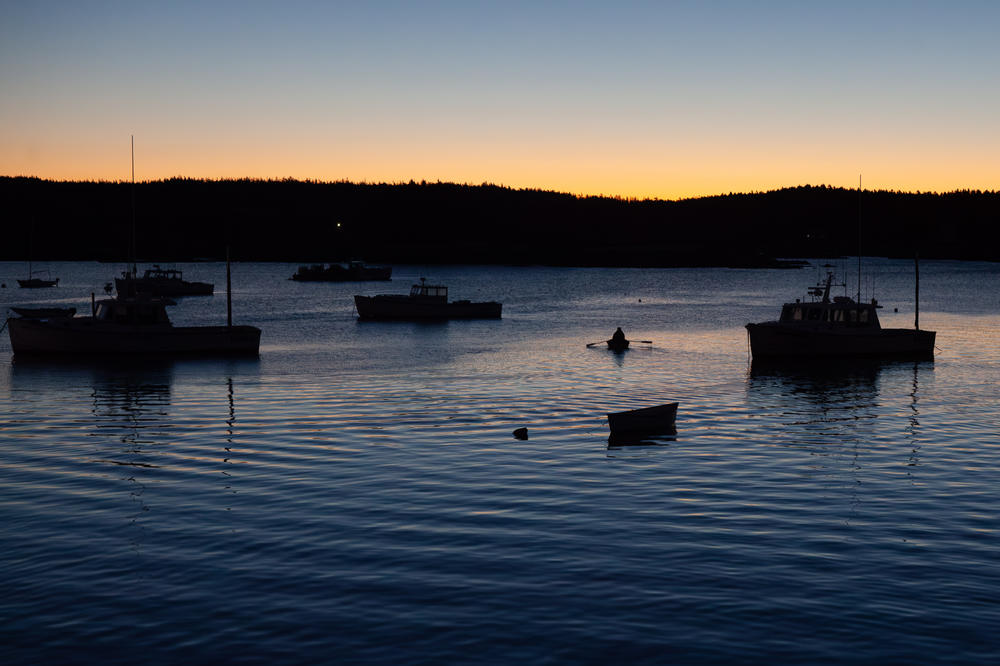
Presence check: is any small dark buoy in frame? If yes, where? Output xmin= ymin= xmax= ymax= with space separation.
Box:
xmin=512 ymin=427 xmax=528 ymax=440
xmin=894 ymin=307 xmax=898 ymax=312
xmin=1 ymin=283 xmax=5 ymax=288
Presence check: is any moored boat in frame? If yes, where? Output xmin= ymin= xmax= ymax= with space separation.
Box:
xmin=292 ymin=260 xmax=391 ymax=282
xmin=18 ymin=262 xmax=58 ymax=288
xmin=18 ymin=276 xmax=59 ymax=288
xmin=745 ymin=271 xmax=935 ymax=359
xmin=7 ymin=295 xmax=260 ymax=356
xmin=116 ymin=265 xmax=214 ymax=297
xmin=354 ymin=278 xmax=501 ymax=320
xmin=607 ymin=402 xmax=679 ymax=435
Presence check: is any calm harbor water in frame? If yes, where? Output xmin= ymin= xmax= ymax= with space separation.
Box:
xmin=1 ymin=259 xmax=999 ymax=664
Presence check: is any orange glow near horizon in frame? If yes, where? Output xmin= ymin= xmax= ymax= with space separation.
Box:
xmin=4 ymin=132 xmax=997 ymax=202
xmin=2 ymin=5 xmax=998 ymax=201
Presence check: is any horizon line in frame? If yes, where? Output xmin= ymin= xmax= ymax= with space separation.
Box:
xmin=2 ymin=174 xmax=997 ymax=203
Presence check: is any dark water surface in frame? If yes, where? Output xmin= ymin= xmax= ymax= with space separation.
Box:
xmin=2 ymin=260 xmax=999 ymax=664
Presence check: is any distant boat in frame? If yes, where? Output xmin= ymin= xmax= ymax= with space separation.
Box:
xmin=116 ymin=265 xmax=214 ymax=297
xmin=17 ymin=260 xmax=58 ymax=289
xmin=10 ymin=306 xmax=76 ymax=319
xmin=607 ymin=403 xmax=679 ymax=435
xmin=7 ymin=293 xmax=259 ymax=357
xmin=745 ymin=270 xmax=935 ymax=359
xmin=291 ymin=260 xmax=391 ymax=282
xmin=354 ymin=278 xmax=501 ymax=320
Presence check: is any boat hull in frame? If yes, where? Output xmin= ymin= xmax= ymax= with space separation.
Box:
xmin=607 ymin=402 xmax=679 ymax=434
xmin=7 ymin=318 xmax=260 ymax=356
xmin=17 ymin=278 xmax=58 ymax=288
xmin=606 ymin=339 xmax=630 ymax=351
xmin=10 ymin=307 xmax=76 ymax=319
xmin=354 ymin=296 xmax=501 ymax=320
xmin=115 ymin=277 xmax=214 ymax=296
xmin=746 ymin=323 xmax=936 ymax=359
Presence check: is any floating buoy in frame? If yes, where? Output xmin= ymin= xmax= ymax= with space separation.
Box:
xmin=512 ymin=427 xmax=528 ymax=440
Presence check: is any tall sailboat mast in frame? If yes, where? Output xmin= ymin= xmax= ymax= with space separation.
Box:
xmin=857 ymin=174 xmax=862 ymax=303
xmin=130 ymin=135 xmax=137 ymax=277
xmin=915 ymin=249 xmax=920 ymax=331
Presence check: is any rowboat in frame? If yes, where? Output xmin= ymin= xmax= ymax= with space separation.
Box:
xmin=607 ymin=402 xmax=678 ymax=435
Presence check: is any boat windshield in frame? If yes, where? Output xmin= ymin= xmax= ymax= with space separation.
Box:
xmin=779 ymin=303 xmax=877 ymax=326
xmin=146 ymin=267 xmax=182 ymax=279
xmin=411 ymin=284 xmax=447 ymax=298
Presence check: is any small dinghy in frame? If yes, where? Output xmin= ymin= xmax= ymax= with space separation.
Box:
xmin=607 ymin=402 xmax=678 ymax=435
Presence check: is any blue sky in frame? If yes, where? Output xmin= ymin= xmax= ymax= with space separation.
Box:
xmin=2 ymin=1 xmax=997 ymax=198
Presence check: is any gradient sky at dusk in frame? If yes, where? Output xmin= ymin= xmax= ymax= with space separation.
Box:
xmin=2 ymin=1 xmax=997 ymax=199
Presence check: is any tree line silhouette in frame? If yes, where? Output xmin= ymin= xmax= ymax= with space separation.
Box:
xmin=2 ymin=176 xmax=997 ymax=265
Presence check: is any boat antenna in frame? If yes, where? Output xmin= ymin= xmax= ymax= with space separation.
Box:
xmin=130 ymin=135 xmax=137 ymax=278
xmin=857 ymin=173 xmax=862 ymax=303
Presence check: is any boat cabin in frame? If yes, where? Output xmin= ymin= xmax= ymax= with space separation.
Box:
xmin=144 ymin=266 xmax=184 ymax=280
xmin=94 ymin=297 xmax=174 ymax=326
xmin=778 ymin=271 xmax=882 ymax=328
xmin=779 ymin=298 xmax=881 ymax=328
xmin=410 ymin=280 xmax=448 ymax=301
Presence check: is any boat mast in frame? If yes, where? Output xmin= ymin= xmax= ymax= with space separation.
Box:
xmin=857 ymin=173 xmax=862 ymax=303
xmin=226 ymin=245 xmax=232 ymax=328
xmin=915 ymin=248 xmax=920 ymax=330
xmin=130 ymin=135 xmax=137 ymax=278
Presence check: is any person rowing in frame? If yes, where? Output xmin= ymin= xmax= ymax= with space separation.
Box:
xmin=608 ymin=327 xmax=630 ymax=350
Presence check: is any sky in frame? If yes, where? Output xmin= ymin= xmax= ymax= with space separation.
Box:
xmin=1 ymin=1 xmax=998 ymax=200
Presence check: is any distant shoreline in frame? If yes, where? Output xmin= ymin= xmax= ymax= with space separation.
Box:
xmin=3 ymin=177 xmax=998 ymax=265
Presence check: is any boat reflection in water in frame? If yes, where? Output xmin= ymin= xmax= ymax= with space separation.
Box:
xmin=746 ymin=357 xmax=931 ymax=451
xmin=607 ymin=428 xmax=677 ymax=448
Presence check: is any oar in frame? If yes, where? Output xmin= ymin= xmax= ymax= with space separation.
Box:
xmin=637 ymin=340 xmax=653 ymax=344
xmin=586 ymin=341 xmax=607 ymax=348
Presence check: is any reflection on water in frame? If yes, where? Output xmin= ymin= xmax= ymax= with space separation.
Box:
xmin=89 ymin=364 xmax=173 ymax=551
xmin=607 ymin=427 xmax=676 ymax=449
xmin=2 ymin=262 xmax=999 ymax=664
xmin=745 ymin=357 xmax=935 ymax=527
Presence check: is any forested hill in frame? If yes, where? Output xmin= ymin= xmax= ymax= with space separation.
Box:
xmin=2 ymin=177 xmax=998 ymax=266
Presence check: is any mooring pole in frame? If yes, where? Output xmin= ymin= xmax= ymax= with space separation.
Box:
xmin=226 ymin=246 xmax=233 ymax=328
